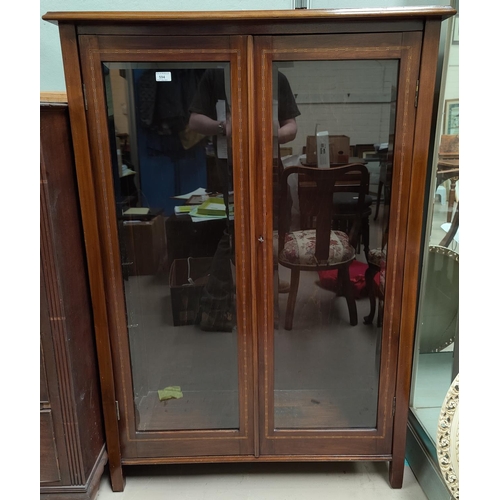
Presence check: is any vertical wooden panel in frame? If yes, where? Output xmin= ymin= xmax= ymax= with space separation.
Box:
xmin=389 ymin=19 xmax=443 ymax=489
xmin=57 ymin=23 xmax=124 ymax=491
xmin=230 ymin=35 xmax=256 ymax=456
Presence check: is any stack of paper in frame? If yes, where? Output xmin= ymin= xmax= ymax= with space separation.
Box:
xmin=174 ymin=197 xmax=234 ymax=223
xmin=197 ymin=198 xmax=230 ymax=216
xmin=172 ymin=187 xmax=207 ymax=200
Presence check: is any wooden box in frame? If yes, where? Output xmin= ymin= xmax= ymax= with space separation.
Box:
xmin=121 ymin=214 xmax=167 ymax=276
xmin=305 ymin=135 xmax=350 ymax=165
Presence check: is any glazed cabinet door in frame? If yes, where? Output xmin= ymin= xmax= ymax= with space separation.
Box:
xmin=253 ymin=32 xmax=422 ymax=458
xmin=77 ymin=34 xmax=255 ymax=459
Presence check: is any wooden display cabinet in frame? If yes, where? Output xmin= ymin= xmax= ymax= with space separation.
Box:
xmin=43 ymin=6 xmax=455 ymax=493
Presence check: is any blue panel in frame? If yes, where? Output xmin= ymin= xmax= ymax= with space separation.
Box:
xmin=133 ymin=69 xmax=207 ymax=215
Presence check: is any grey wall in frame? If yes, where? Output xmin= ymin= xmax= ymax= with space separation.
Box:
xmin=40 ymin=0 xmax=290 ymax=91
xmin=40 ymin=1 xmax=451 ymax=91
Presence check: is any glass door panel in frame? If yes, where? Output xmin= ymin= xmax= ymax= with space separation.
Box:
xmin=272 ymin=59 xmax=398 ymax=430
xmin=103 ymin=62 xmax=239 ymax=432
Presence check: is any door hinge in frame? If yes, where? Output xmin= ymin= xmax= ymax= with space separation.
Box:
xmin=414 ymin=79 xmax=419 ymax=108
xmin=295 ymin=0 xmax=309 ymax=8
xmin=83 ymin=83 xmax=88 ymax=111
xmin=115 ymin=400 xmax=120 ymax=420
xmin=392 ymin=397 xmax=397 ymax=417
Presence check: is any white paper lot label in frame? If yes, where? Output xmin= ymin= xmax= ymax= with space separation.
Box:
xmin=316 ymin=131 xmax=330 ymax=169
xmin=155 ymin=72 xmax=172 ymax=82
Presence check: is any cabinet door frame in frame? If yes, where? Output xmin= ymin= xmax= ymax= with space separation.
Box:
xmin=75 ymin=33 xmax=256 ymax=461
xmin=253 ymin=31 xmax=423 ymax=459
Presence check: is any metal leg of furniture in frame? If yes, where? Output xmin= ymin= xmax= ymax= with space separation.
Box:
xmin=447 ymin=178 xmax=457 ymax=223
xmin=439 ymin=202 xmax=459 ymax=247
xmin=374 ymin=181 xmax=384 ymax=221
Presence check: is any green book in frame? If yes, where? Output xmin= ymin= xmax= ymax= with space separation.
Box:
xmin=197 ymin=197 xmax=233 ymax=216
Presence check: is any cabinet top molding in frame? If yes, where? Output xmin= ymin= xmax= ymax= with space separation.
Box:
xmin=43 ymin=7 xmax=456 ymax=24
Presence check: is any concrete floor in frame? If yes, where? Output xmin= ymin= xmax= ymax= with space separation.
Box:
xmin=96 ymin=461 xmax=428 ymax=500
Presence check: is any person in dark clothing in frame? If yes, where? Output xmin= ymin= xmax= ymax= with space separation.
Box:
xmin=189 ymin=69 xmax=300 ymax=146
xmin=188 ymin=68 xmax=300 ymax=331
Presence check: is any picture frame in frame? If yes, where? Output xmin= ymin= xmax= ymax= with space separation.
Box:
xmin=443 ymin=99 xmax=459 ymax=135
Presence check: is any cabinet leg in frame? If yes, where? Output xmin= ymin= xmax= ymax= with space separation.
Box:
xmin=389 ymin=457 xmax=404 ymax=489
xmin=109 ymin=459 xmax=125 ymax=492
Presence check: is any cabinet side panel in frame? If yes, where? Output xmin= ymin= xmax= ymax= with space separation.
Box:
xmin=390 ymin=20 xmax=443 ymax=488
xmin=41 ymin=104 xmax=106 ymax=479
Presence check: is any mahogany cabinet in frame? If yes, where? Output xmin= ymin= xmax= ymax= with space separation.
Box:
xmin=43 ymin=7 xmax=455 ymax=492
xmin=40 ymin=101 xmax=107 ymax=499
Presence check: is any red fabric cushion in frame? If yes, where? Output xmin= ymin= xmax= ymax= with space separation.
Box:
xmin=318 ymin=260 xmax=368 ymax=299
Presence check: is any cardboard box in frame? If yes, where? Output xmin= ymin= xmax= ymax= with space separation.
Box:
xmin=305 ymin=135 xmax=350 ymax=165
xmin=169 ymin=257 xmax=212 ymax=326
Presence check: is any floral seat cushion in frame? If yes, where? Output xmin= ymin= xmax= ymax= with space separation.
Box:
xmin=370 ymin=247 xmax=386 ymax=295
xmin=279 ymin=229 xmax=355 ymax=267
xmin=367 ymin=247 xmax=386 ymax=268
